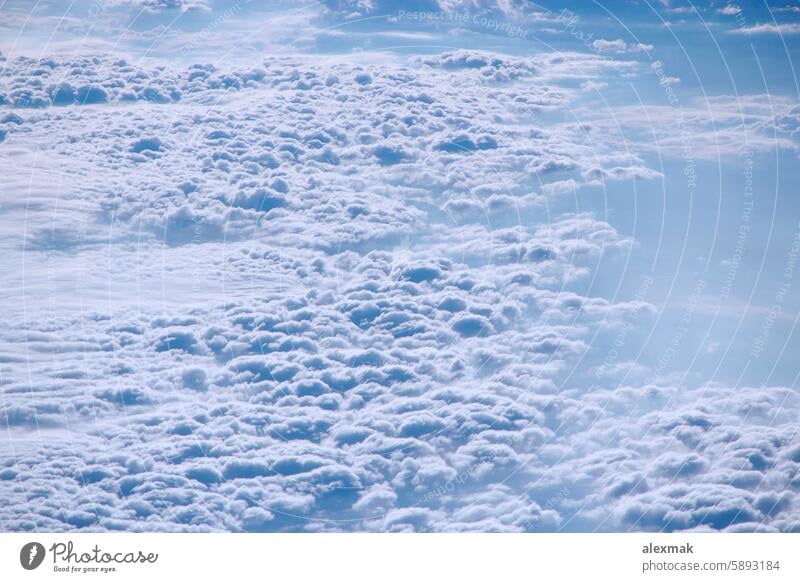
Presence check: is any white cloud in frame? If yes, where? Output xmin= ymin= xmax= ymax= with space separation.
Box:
xmin=728 ymin=23 xmax=800 ymax=35
xmin=1 ymin=17 xmax=798 ymax=533
xmin=717 ymin=5 xmax=742 ymax=16
xmin=592 ymin=39 xmax=653 ymax=55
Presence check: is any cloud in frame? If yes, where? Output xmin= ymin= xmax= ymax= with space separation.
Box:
xmin=716 ymin=5 xmax=741 ymax=16
xmin=321 ymin=0 xmax=526 ymax=17
xmin=104 ymin=0 xmax=211 ymax=12
xmin=592 ymin=39 xmax=653 ymax=55
xmin=1 ymin=21 xmax=798 ymax=533
xmin=572 ymin=94 xmax=800 ymax=159
xmin=728 ymin=23 xmax=800 ymax=35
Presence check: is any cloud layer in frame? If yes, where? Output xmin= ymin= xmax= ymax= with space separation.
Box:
xmin=1 ymin=42 xmax=799 ymax=532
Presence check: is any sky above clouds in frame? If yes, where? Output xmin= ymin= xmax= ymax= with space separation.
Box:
xmin=1 ymin=0 xmax=800 ymax=532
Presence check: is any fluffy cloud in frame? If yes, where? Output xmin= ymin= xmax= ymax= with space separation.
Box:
xmin=1 ymin=43 xmax=798 ymax=534
xmin=591 ymin=39 xmax=653 ymax=55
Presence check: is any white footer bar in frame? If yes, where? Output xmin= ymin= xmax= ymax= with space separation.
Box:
xmin=1 ymin=533 xmax=796 ymax=581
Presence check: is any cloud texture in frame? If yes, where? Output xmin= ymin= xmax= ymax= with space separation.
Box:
xmin=1 ymin=37 xmax=799 ymax=533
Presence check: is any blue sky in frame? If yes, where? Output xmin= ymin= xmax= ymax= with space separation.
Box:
xmin=1 ymin=0 xmax=799 ymax=532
